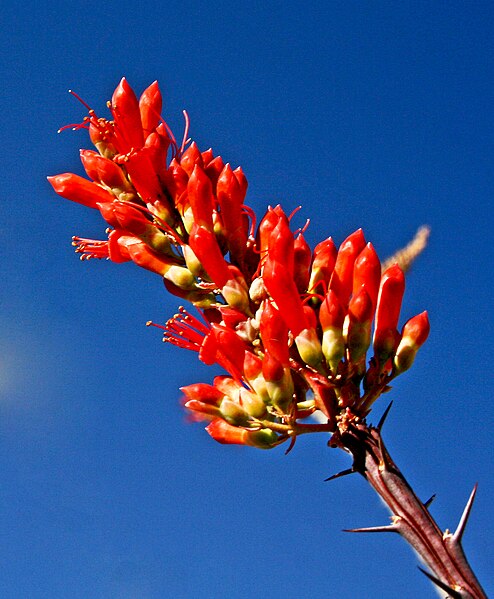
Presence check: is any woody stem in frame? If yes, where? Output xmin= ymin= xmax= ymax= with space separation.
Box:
xmin=337 ymin=424 xmax=486 ymax=598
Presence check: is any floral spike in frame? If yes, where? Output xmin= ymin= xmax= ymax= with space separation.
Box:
xmin=51 ymin=77 xmax=488 ymax=599
xmin=50 ymin=77 xmax=435 ymax=446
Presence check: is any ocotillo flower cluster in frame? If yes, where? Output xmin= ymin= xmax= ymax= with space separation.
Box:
xmin=49 ymin=78 xmax=429 ymax=449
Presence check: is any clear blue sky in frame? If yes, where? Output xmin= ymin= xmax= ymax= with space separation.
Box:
xmin=1 ymin=1 xmax=493 ymax=597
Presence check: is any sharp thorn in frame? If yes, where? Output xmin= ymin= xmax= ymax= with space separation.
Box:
xmin=417 ymin=567 xmax=463 ymax=598
xmin=424 ymin=493 xmax=436 ymax=508
xmin=377 ymin=401 xmax=394 ymax=430
xmin=453 ymin=483 xmax=478 ymax=543
xmin=324 ymin=468 xmax=355 ymax=482
xmin=343 ymin=524 xmax=398 ymax=534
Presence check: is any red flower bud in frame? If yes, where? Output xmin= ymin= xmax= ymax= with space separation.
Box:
xmin=139 ymin=80 xmax=162 ymax=138
xmin=346 ymin=289 xmax=373 ymax=361
xmin=233 ymin=166 xmax=248 ymax=197
xmin=205 ymin=419 xmax=250 ymax=445
xmin=348 ymin=288 xmax=373 ymax=324
xmin=201 ymin=148 xmax=214 ymax=165
xmin=111 ymin=77 xmax=144 ymax=151
xmin=374 ymin=264 xmax=405 ymax=334
xmin=329 ymin=229 xmax=366 ymax=307
xmin=262 ymin=351 xmax=294 ymax=410
xmin=257 ymin=205 xmax=285 ymax=265
xmin=319 ymin=291 xmax=345 ymax=372
xmin=144 ymin=131 xmax=170 ymax=183
xmin=393 ymin=311 xmax=430 ymax=374
xmin=165 ymin=159 xmax=189 ymax=206
xmin=216 ymin=163 xmax=248 ymax=263
xmin=319 ymin=290 xmax=345 ymax=330
xmin=293 ymin=233 xmax=312 ymax=293
xmin=401 ymin=310 xmax=430 ymax=347
xmin=179 ymin=141 xmax=203 ymax=176
xmin=205 ymin=155 xmax=225 ymax=188
xmin=308 ymin=237 xmax=337 ymax=294
xmin=353 ymin=242 xmax=381 ymax=312
xmin=267 ymin=214 xmax=294 ymax=275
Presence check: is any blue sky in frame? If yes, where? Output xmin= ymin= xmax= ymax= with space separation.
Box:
xmin=1 ymin=1 xmax=493 ymax=597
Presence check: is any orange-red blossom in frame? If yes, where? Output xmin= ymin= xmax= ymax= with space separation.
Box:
xmin=50 ymin=78 xmax=429 ymax=448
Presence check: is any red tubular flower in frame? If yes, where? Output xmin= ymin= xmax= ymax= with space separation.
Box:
xmin=188 ymin=223 xmax=231 ymax=288
xmin=138 ymin=80 xmax=163 ymax=138
xmin=199 ymin=324 xmax=250 ymax=382
xmin=187 ymin=165 xmax=215 ymax=230
xmin=205 ymin=419 xmax=278 ymax=448
xmin=352 ymin=242 xmax=381 ymax=312
xmin=47 ymin=173 xmax=115 ymax=208
xmin=117 ymin=149 xmax=165 ymax=204
xmin=329 ymin=229 xmax=367 ymax=307
xmin=118 ymin=235 xmax=192 ymax=283
xmin=262 ymin=211 xmax=312 ymax=337
xmin=181 ymin=382 xmax=225 ymax=420
xmin=262 ymin=255 xmax=308 ymax=336
xmin=107 ymin=229 xmax=134 ymax=262
xmin=111 ymin=77 xmax=145 ymax=152
xmin=112 ymin=203 xmax=172 ymax=255
xmin=259 ymin=300 xmax=290 ymax=365
xmin=79 ymin=150 xmax=131 ymax=192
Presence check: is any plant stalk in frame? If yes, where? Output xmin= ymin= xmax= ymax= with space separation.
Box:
xmin=336 ymin=424 xmax=486 ymax=598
